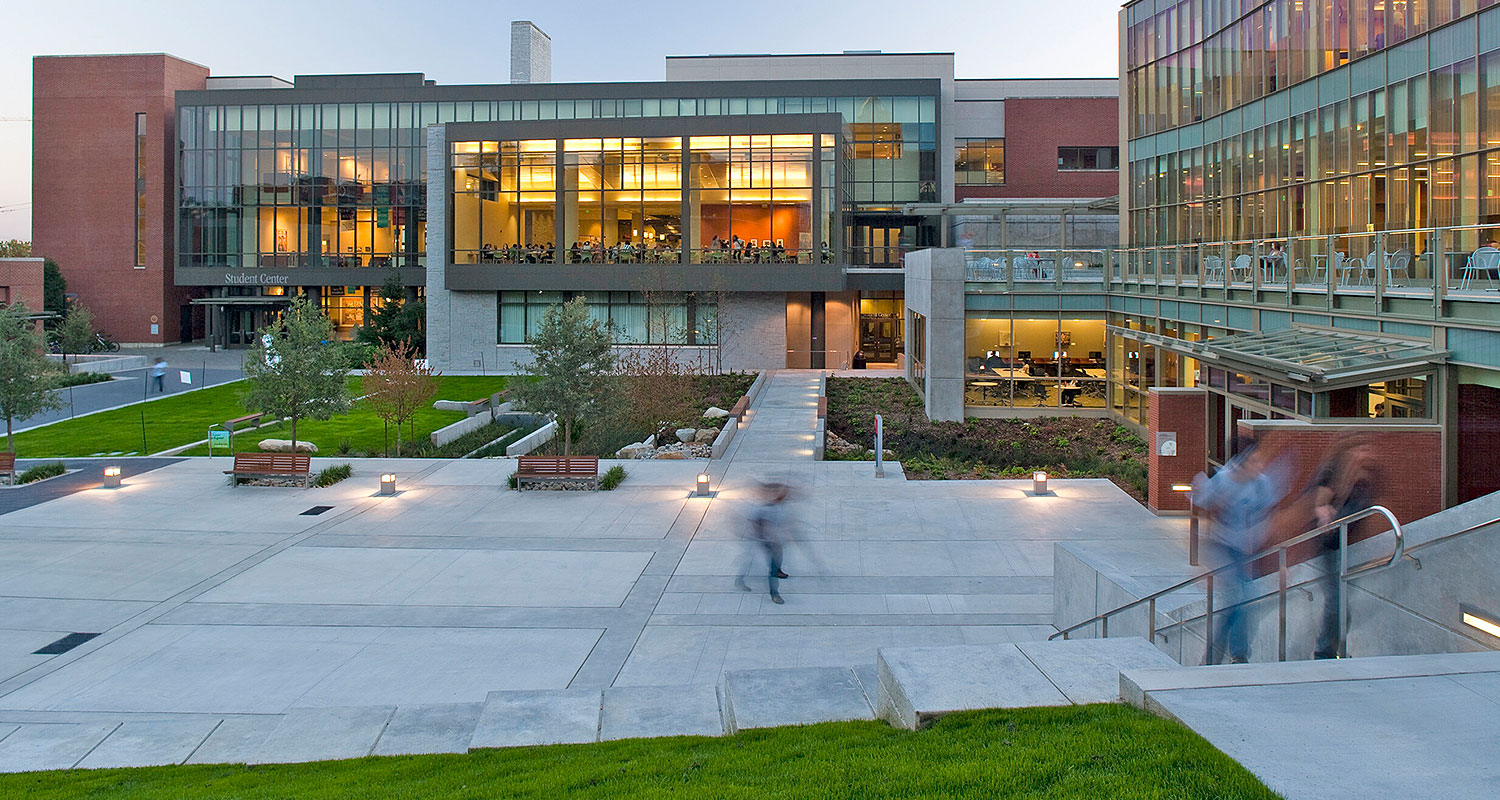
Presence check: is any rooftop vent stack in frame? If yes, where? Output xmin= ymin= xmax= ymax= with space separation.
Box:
xmin=510 ymin=21 xmax=552 ymax=84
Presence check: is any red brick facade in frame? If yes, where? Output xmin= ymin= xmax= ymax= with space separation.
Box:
xmin=32 ymin=55 xmax=208 ymax=345
xmin=0 ymin=258 xmax=46 ymax=313
xmin=956 ymin=96 xmax=1119 ymax=201
xmin=1239 ymin=421 xmax=1444 ymax=564
xmin=1456 ymin=383 xmax=1500 ymax=503
xmin=1147 ymin=388 xmax=1207 ymax=513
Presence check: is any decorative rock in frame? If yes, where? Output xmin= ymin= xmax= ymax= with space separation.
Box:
xmin=703 ymin=406 xmax=730 ymax=419
xmin=259 ymin=439 xmax=317 ymax=453
xmin=675 ymin=428 xmax=696 ymax=443
xmin=694 ymin=428 xmax=718 ymax=443
xmin=656 ymin=451 xmax=687 ymax=460
xmin=433 ymin=400 xmax=470 ymax=412
xmin=616 ymin=442 xmax=652 ymax=459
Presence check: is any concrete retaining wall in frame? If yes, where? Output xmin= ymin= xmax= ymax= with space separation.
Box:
xmin=48 ymin=354 xmax=148 ymax=374
xmin=429 ymin=414 xmax=492 ymax=447
xmin=711 ymin=417 xmax=737 ymax=459
xmin=744 ymin=371 xmax=767 ymax=407
xmin=506 ymin=420 xmax=557 ymax=456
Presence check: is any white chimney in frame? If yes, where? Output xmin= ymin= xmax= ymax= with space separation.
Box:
xmin=510 ymin=21 xmax=551 ymax=84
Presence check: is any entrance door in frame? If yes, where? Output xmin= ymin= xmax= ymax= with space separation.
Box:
xmin=859 ymin=317 xmax=900 ymax=362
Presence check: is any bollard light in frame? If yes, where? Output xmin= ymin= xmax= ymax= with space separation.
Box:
xmin=103 ymin=466 xmax=122 ymax=489
xmin=695 ymin=473 xmax=711 ymax=497
xmin=1032 ymin=470 xmax=1048 ymax=495
xmin=379 ymin=473 xmax=397 ymax=496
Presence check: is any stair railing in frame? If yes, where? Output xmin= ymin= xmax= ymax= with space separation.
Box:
xmin=1050 ymin=505 xmax=1413 ymax=663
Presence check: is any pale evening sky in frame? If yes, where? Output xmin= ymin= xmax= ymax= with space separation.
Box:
xmin=0 ymin=0 xmax=1124 ymax=241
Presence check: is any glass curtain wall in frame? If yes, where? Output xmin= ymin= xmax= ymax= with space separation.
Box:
xmin=178 ymin=102 xmax=428 ymax=271
xmin=963 ymin=316 xmax=1107 ymax=408
xmin=452 ymin=135 xmax=817 ymax=264
xmin=1127 ymin=3 xmax=1500 ymax=263
xmin=498 ymin=290 xmax=715 ymax=345
xmin=182 ymin=93 xmax=935 ymax=271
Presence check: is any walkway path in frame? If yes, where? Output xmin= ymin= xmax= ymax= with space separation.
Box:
xmin=723 ymin=371 xmax=821 ymax=463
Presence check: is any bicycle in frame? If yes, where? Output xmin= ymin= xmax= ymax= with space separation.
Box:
xmin=91 ymin=333 xmax=120 ymax=353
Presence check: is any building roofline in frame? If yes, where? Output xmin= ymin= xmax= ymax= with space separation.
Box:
xmin=666 ymin=52 xmax=953 ymax=59
xmin=955 ymin=77 xmax=1116 ymax=82
xmin=33 ymin=52 xmax=211 ymax=71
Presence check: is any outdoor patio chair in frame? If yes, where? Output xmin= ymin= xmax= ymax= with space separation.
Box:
xmin=1203 ymin=255 xmax=1225 ymax=281
xmin=1460 ymin=247 xmax=1500 ymax=290
xmin=1385 ymin=250 xmax=1412 ymax=287
xmin=1231 ymin=254 xmax=1253 ymax=282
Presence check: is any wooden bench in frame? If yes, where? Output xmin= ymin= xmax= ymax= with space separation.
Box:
xmin=515 ymin=456 xmax=599 ymax=490
xmin=224 ymin=413 xmax=264 ymax=432
xmin=462 ymin=398 xmax=491 ymax=417
xmin=224 ymin=453 xmax=312 ymax=487
xmin=730 ymin=396 xmax=750 ymax=420
xmin=817 ymin=397 xmax=828 ymax=419
xmin=0 ymin=452 xmax=14 ymax=484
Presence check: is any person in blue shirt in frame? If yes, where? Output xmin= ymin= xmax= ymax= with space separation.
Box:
xmin=150 ymin=357 xmax=167 ymax=393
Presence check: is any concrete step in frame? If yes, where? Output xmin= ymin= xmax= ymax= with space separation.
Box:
xmin=470 ymin=689 xmax=601 ymax=749
xmin=718 ymin=666 xmax=876 ymax=733
xmin=876 ymin=637 xmax=1178 ymax=730
xmin=1121 ymin=651 xmax=1500 ymax=800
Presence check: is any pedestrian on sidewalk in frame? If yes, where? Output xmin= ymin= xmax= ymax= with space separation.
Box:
xmin=736 ymin=482 xmax=792 ymax=604
xmin=150 ymin=357 xmax=167 ymax=393
xmin=1192 ymin=437 xmax=1286 ymax=664
xmin=1303 ymin=438 xmax=1379 ymax=659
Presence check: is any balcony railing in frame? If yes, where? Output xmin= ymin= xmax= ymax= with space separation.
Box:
xmin=963 ymin=249 xmax=1109 ymax=286
xmin=1113 ymin=223 xmax=1500 ymax=304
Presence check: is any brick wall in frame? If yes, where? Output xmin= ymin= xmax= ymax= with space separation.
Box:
xmin=32 ymin=54 xmax=208 ymax=345
xmin=0 ymin=258 xmax=46 ymax=312
xmin=1239 ymin=421 xmax=1443 ymax=568
xmin=1148 ymin=388 xmax=1207 ymax=513
xmin=1456 ymin=383 xmax=1500 ymax=503
xmin=956 ymin=96 xmax=1119 ymax=201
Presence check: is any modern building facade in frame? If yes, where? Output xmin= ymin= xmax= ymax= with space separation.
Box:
xmin=1110 ymin=1 xmax=1500 ymax=511
xmin=30 ymin=44 xmax=1118 ymax=368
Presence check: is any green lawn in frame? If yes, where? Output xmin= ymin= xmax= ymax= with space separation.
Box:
xmin=11 ymin=376 xmax=515 ymax=458
xmin=0 ymin=706 xmax=1278 ymax=800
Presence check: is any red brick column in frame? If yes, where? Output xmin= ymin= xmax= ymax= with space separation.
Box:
xmin=1148 ymin=388 xmax=1207 ymax=513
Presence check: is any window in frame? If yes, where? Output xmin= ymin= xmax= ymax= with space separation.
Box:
xmin=1057 ymin=146 xmax=1119 ymax=171
xmin=955 ymin=138 xmax=1005 ymax=184
xmin=497 ymin=290 xmax=716 ymax=346
xmin=135 ymin=113 xmax=147 ymax=268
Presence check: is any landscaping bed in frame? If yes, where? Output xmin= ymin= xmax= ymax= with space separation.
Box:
xmin=826 ymin=377 xmax=1150 ymax=500
xmin=12 ymin=376 xmax=516 ymax=459
xmin=546 ymin=372 xmax=755 ymax=459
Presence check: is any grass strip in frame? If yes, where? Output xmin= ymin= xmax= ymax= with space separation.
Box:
xmin=0 ymin=706 xmax=1278 ymax=800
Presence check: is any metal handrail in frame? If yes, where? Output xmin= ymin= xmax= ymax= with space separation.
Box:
xmin=1151 ymin=513 xmax=1500 ymax=646
xmin=1049 ymin=505 xmax=1410 ymax=662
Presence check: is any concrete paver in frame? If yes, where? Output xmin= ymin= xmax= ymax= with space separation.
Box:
xmin=600 ymin=685 xmax=722 ymax=741
xmin=184 ymin=716 xmax=280 ymax=765
xmin=470 ymin=689 xmax=601 ymax=748
xmin=372 ymin=703 xmax=485 ymax=756
xmin=253 ymin=706 xmax=394 ymax=764
xmin=721 ymin=666 xmax=874 ymax=731
xmin=0 ymin=722 xmax=117 ymax=772
xmin=76 ymin=718 xmax=219 ymax=768
xmin=876 ymin=643 xmax=1071 ymax=729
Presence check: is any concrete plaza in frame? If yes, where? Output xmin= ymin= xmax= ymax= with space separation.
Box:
xmin=0 ymin=371 xmax=1189 ymax=767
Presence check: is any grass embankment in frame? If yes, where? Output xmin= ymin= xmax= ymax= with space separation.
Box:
xmin=0 ymin=706 xmax=1277 ymax=800
xmin=11 ymin=376 xmax=515 ymax=458
xmin=826 ymin=377 xmax=1150 ymax=500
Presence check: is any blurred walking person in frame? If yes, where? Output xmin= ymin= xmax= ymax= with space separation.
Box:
xmin=736 ymin=482 xmax=791 ymax=604
xmin=1192 ymin=438 xmax=1286 ymax=664
xmin=150 ymin=357 xmax=167 ymax=393
xmin=1305 ymin=439 xmax=1379 ymax=659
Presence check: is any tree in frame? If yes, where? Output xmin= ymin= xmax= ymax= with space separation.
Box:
xmin=512 ymin=296 xmax=617 ymax=456
xmin=356 ymin=271 xmax=425 ymax=353
xmin=54 ymin=303 xmax=96 ymax=364
xmin=242 ymin=295 xmax=353 ymax=452
xmin=0 ymin=303 xmax=62 ymax=452
xmin=42 ymin=260 xmax=66 ymax=317
xmin=0 ymin=240 xmax=30 ymax=257
xmin=362 ymin=340 xmax=441 ymax=457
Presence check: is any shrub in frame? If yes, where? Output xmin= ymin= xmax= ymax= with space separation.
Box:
xmin=53 ymin=372 xmax=113 ymax=389
xmin=336 ymin=438 xmax=354 ymax=455
xmin=600 ymin=464 xmax=627 ymax=490
xmin=18 ymin=461 xmax=66 ymax=483
xmin=312 ymin=463 xmax=352 ymax=487
xmin=507 ymin=471 xmax=519 ymax=490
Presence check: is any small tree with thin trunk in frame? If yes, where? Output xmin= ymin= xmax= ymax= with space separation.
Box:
xmin=0 ymin=303 xmax=62 ymax=452
xmin=54 ymin=303 xmax=96 ymax=365
xmin=242 ymin=295 xmax=352 ymax=453
xmin=362 ymin=340 xmax=441 ymax=457
xmin=512 ymin=297 xmax=617 ymax=456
